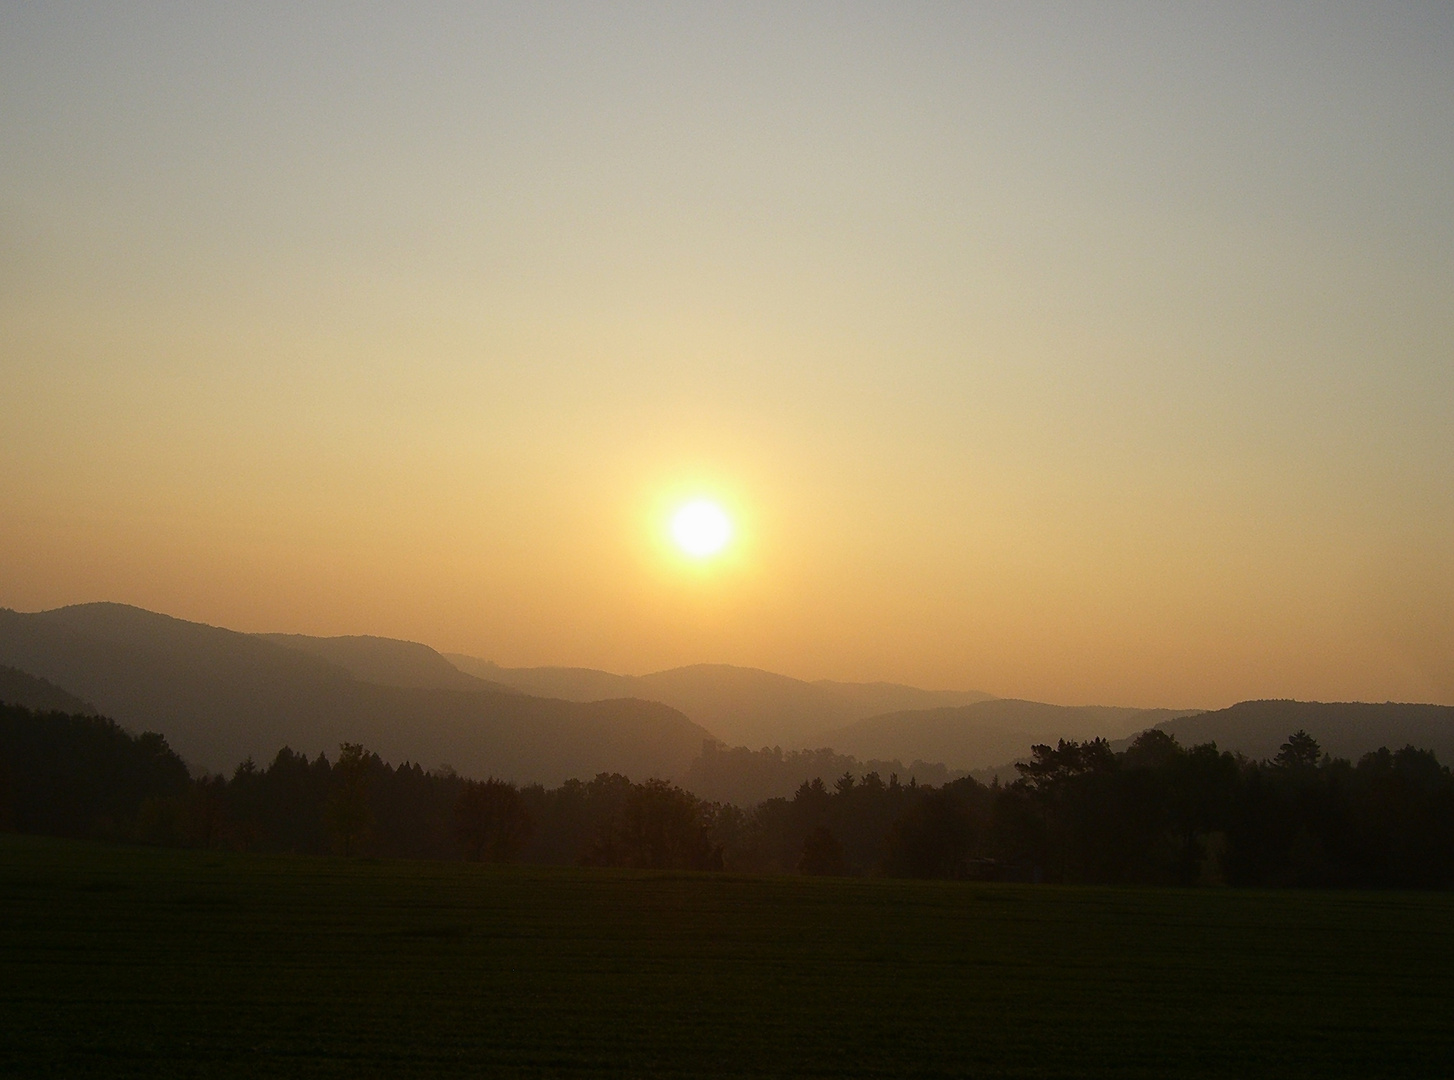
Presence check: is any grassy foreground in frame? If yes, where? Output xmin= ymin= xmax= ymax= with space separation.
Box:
xmin=2 ymin=835 xmax=1451 ymax=1078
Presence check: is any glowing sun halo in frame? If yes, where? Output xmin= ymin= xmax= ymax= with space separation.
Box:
xmin=670 ymin=499 xmax=732 ymax=558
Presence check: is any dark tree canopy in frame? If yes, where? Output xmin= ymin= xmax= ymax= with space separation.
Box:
xmin=582 ymin=778 xmax=721 ymax=870
xmin=1275 ymin=730 xmax=1323 ymax=770
xmin=454 ymin=778 xmax=533 ymax=862
xmin=4 ymin=703 xmax=1454 ymax=889
xmin=798 ymin=825 xmax=847 ymax=876
xmin=0 ymin=703 xmax=188 ymax=837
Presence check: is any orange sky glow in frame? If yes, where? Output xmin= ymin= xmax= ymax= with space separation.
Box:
xmin=3 ymin=4 xmax=1452 ymax=708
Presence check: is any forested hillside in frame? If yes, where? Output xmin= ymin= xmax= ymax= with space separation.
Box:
xmin=822 ymin=699 xmax=1199 ymax=771
xmin=0 ymin=664 xmax=96 ymax=716
xmin=6 ymin=702 xmax=1452 ymax=889
xmin=0 ymin=604 xmax=712 ymax=782
xmin=1151 ymin=700 xmax=1454 ymax=764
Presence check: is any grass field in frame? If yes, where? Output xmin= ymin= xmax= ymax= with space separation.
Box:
xmin=2 ymin=834 xmax=1451 ymax=1078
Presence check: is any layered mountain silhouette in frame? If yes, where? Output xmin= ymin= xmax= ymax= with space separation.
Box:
xmin=0 ymin=663 xmax=97 ymax=716
xmin=776 ymin=695 xmax=1454 ymax=778
xmin=1147 ymin=700 xmax=1454 ymax=764
xmin=3 ymin=603 xmax=1450 ymax=794
xmin=259 ymin=633 xmax=511 ymax=694
xmin=447 ymin=655 xmax=994 ymax=749
xmin=0 ymin=604 xmax=711 ymax=784
xmin=957 ymin=700 xmax=1454 ymax=781
xmin=821 ymin=699 xmax=1201 ymax=773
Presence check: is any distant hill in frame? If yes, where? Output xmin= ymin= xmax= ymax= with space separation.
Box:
xmin=821 ymin=699 xmax=1201 ymax=773
xmin=447 ymin=655 xmax=993 ymax=749
xmin=447 ymin=658 xmax=639 ymax=703
xmin=0 ymin=664 xmax=96 ymax=715
xmin=954 ymin=699 xmax=1454 ymax=783
xmin=260 ymin=633 xmax=513 ymax=694
xmin=0 ymin=604 xmax=712 ymax=784
xmin=1148 ymin=700 xmax=1454 ymax=764
xmin=811 ymin=679 xmax=996 ymax=718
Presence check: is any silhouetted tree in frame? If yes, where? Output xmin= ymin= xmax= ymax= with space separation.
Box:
xmin=883 ymin=782 xmax=984 ymax=878
xmin=325 ymin=742 xmax=374 ymax=856
xmin=1275 ymin=730 xmax=1323 ymax=770
xmin=11 ymin=698 xmax=1454 ymax=890
xmin=583 ymin=779 xmax=721 ymax=870
xmin=454 ymin=778 xmax=532 ymax=862
xmin=1016 ymin=738 xmax=1117 ymax=790
xmin=798 ymin=825 xmax=847 ymax=876
xmin=0 ymin=704 xmax=188 ymax=838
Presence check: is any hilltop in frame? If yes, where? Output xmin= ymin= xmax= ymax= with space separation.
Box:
xmin=448 ymin=655 xmax=993 ymax=749
xmin=0 ymin=604 xmax=710 ymax=784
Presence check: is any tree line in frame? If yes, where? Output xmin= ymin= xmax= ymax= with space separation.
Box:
xmin=3 ymin=702 xmax=1452 ymax=887
xmin=683 ymin=740 xmax=965 ymax=806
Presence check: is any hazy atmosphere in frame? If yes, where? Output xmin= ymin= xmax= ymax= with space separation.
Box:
xmin=7 ymin=9 xmax=1454 ymax=1077
xmin=4 ymin=3 xmax=1452 ymax=708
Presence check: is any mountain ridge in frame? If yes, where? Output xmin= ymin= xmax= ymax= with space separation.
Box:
xmin=260 ymin=633 xmax=515 ymax=694
xmin=7 ymin=603 xmax=1451 ymax=796
xmin=962 ymin=698 xmax=1454 ymax=783
xmin=446 ymin=654 xmax=995 ymax=749
xmin=0 ymin=604 xmax=713 ymax=784
xmin=1150 ymin=699 xmax=1454 ymax=764
xmin=0 ymin=663 xmax=98 ymax=716
xmin=820 ymin=698 xmax=1203 ymax=772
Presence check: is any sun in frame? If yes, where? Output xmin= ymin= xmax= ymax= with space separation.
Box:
xmin=670 ymin=499 xmax=732 ymax=558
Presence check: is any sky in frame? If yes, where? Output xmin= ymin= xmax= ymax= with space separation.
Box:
xmin=2 ymin=2 xmax=1452 ymax=708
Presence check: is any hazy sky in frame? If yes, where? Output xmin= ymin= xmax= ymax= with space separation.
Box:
xmin=3 ymin=3 xmax=1451 ymax=707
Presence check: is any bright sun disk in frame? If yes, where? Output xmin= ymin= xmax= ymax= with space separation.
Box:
xmin=670 ymin=499 xmax=732 ymax=558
